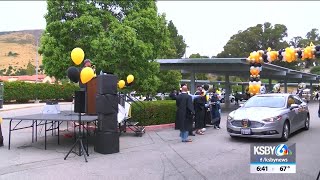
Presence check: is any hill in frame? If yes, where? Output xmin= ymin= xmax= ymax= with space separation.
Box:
xmin=0 ymin=29 xmax=44 ymax=75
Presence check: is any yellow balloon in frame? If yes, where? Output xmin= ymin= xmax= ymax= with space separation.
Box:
xmin=118 ymin=80 xmax=125 ymax=89
xmin=127 ymin=74 xmax=134 ymax=84
xmin=71 ymin=47 xmax=85 ymax=65
xmin=0 ymin=117 xmax=2 ymax=124
xmin=80 ymin=67 xmax=94 ymax=84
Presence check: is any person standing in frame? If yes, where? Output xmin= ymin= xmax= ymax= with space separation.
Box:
xmin=176 ymin=85 xmax=195 ymax=142
xmin=0 ymin=117 xmax=3 ymax=147
xmin=210 ymin=93 xmax=221 ymax=129
xmin=194 ymin=87 xmax=206 ymax=135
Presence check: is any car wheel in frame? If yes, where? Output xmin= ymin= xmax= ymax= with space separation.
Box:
xmin=280 ymin=122 xmax=290 ymax=142
xmin=304 ymin=116 xmax=310 ymax=130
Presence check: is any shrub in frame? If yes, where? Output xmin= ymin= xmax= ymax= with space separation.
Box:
xmin=2 ymin=81 xmax=79 ymax=103
xmin=131 ymin=100 xmax=176 ymax=126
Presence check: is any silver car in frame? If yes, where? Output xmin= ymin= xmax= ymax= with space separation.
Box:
xmin=226 ymin=93 xmax=310 ymax=142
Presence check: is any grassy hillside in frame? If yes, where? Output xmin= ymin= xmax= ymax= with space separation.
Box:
xmin=0 ymin=29 xmax=44 ymax=75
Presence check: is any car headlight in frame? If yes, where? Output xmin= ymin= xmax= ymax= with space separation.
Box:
xmin=263 ymin=115 xmax=282 ymax=122
xmin=227 ymin=115 xmax=234 ymax=122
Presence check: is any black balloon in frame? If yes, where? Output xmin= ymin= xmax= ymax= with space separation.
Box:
xmin=67 ymin=66 xmax=80 ymax=83
xmin=316 ymin=51 xmax=320 ymax=58
xmin=278 ymin=55 xmax=283 ymax=60
xmin=203 ymin=84 xmax=209 ymax=91
xmin=262 ymin=54 xmax=268 ymax=62
xmin=297 ymin=50 xmax=302 ymax=59
xmin=316 ymin=45 xmax=320 ymax=51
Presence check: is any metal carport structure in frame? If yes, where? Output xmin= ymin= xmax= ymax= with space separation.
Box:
xmin=156 ymin=58 xmax=320 ymax=107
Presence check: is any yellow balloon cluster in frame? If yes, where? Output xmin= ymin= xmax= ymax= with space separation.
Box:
xmin=284 ymin=47 xmax=296 ymax=63
xmin=247 ymin=51 xmax=263 ymax=64
xmin=302 ymin=46 xmax=313 ymax=60
xmin=118 ymin=74 xmax=135 ymax=89
xmin=247 ymin=43 xmax=318 ymax=96
xmin=249 ymin=81 xmax=261 ymax=95
xmin=70 ymin=47 xmax=95 ymax=84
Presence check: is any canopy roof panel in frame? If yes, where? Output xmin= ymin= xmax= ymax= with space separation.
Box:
xmin=156 ymin=58 xmax=320 ymax=82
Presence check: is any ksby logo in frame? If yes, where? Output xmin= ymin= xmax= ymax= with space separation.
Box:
xmin=253 ymin=144 xmax=292 ymax=156
xmin=275 ymin=144 xmax=292 ymax=156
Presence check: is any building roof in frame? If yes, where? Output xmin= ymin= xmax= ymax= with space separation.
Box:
xmin=156 ymin=58 xmax=320 ymax=82
xmin=0 ymin=75 xmax=47 ymax=82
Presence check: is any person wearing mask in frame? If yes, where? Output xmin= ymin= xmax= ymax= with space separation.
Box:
xmin=176 ymin=85 xmax=195 ymax=142
xmin=210 ymin=93 xmax=222 ymax=129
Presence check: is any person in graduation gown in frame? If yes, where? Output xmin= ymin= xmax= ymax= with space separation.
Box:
xmin=193 ymin=87 xmax=206 ymax=135
xmin=0 ymin=117 xmax=3 ymax=146
xmin=210 ymin=93 xmax=222 ymax=129
xmin=176 ymin=85 xmax=195 ymax=142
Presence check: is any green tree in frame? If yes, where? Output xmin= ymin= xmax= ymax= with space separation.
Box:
xmin=310 ymin=66 xmax=320 ymax=75
xmin=40 ymin=0 xmax=176 ymax=94
xmin=26 ymin=61 xmax=35 ymax=75
xmin=217 ymin=22 xmax=289 ymax=58
xmin=14 ymin=68 xmax=27 ymax=75
xmin=167 ymin=20 xmax=186 ymax=58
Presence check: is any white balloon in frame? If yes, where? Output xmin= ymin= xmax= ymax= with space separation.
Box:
xmin=281 ymin=52 xmax=285 ymax=56
xmin=249 ymin=82 xmax=252 ymax=86
xmin=267 ymin=56 xmax=271 ymax=62
xmin=250 ymin=66 xmax=254 ymax=69
xmin=253 ymin=81 xmax=257 ymax=85
xmin=258 ymin=81 xmax=262 ymax=85
xmin=259 ymin=67 xmax=262 ymax=72
xmin=267 ymin=52 xmax=271 ymax=56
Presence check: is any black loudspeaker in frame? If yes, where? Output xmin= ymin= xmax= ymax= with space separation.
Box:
xmin=97 ymin=74 xmax=118 ymax=95
xmin=97 ymin=113 xmax=118 ymax=132
xmin=96 ymin=94 xmax=118 ymax=114
xmin=74 ymin=90 xmax=86 ymax=113
xmin=94 ymin=131 xmax=119 ymax=154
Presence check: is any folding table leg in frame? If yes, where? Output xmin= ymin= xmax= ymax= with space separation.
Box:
xmin=8 ymin=119 xmax=12 ymax=150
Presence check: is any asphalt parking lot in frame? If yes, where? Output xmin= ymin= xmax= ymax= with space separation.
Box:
xmin=0 ymin=102 xmax=319 ymax=180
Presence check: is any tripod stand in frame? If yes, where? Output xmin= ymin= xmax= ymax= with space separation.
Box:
xmin=64 ymin=112 xmax=89 ymax=162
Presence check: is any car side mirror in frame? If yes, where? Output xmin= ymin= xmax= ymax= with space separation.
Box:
xmin=290 ymin=104 xmax=299 ymax=110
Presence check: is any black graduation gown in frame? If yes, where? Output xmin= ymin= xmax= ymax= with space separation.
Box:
xmin=176 ymin=93 xmax=194 ymax=132
xmin=0 ymin=124 xmax=3 ymax=146
xmin=194 ymin=96 xmax=206 ymax=129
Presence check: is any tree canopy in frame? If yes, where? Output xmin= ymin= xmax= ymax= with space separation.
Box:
xmin=39 ymin=0 xmax=186 ymax=94
xmin=217 ymin=22 xmax=289 ymax=58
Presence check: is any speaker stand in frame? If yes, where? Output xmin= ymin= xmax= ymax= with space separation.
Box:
xmin=64 ymin=112 xmax=89 ymax=162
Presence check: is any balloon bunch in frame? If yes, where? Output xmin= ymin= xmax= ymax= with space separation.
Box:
xmin=247 ymin=43 xmax=320 ymax=95
xmin=67 ymin=47 xmax=95 ymax=84
xmin=247 ymin=51 xmax=262 ymax=95
xmin=118 ymin=74 xmax=134 ymax=89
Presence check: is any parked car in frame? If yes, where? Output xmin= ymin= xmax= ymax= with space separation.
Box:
xmin=235 ymin=92 xmax=249 ymax=101
xmin=301 ymin=89 xmax=311 ymax=103
xmin=227 ymin=93 xmax=309 ymax=142
xmin=219 ymin=93 xmax=235 ymax=103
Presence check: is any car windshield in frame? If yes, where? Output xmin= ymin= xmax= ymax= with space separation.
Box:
xmin=244 ymin=96 xmax=286 ymax=108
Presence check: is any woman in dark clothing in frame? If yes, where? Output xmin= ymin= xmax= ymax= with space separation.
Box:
xmin=210 ymin=93 xmax=221 ymax=129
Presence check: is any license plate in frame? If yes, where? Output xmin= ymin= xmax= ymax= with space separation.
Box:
xmin=241 ymin=128 xmax=251 ymax=135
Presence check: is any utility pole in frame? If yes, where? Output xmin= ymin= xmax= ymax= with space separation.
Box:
xmin=35 ymin=36 xmax=39 ymax=103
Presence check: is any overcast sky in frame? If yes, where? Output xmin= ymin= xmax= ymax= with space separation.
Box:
xmin=1 ymin=1 xmax=320 ymax=57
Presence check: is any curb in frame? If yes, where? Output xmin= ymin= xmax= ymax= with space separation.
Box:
xmin=145 ymin=123 xmax=175 ymax=131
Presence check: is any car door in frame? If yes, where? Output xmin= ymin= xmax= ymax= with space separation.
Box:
xmin=293 ymin=95 xmax=307 ymax=128
xmin=287 ymin=95 xmax=300 ymax=132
